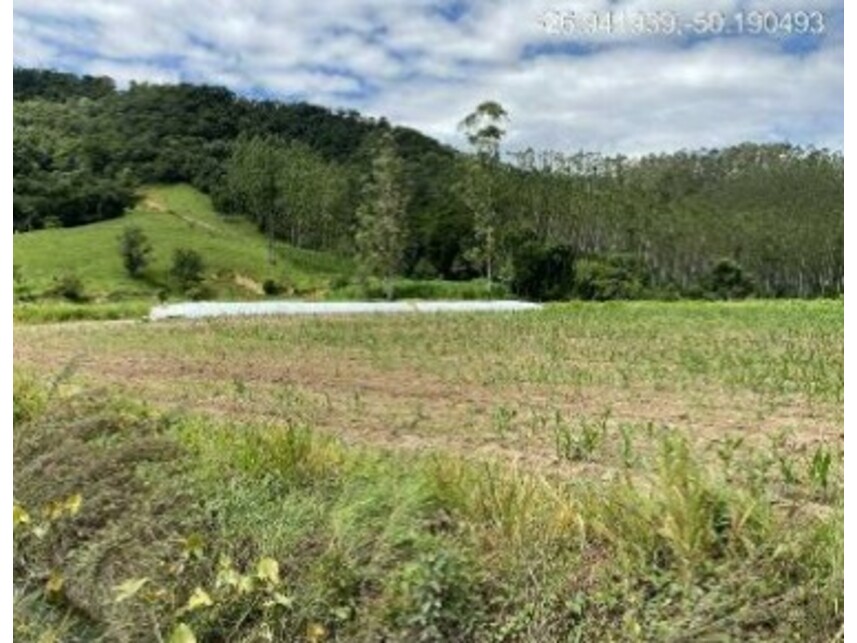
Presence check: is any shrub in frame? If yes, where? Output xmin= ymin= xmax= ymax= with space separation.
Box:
xmin=510 ymin=242 xmax=576 ymax=301
xmin=262 ymin=278 xmax=281 ymax=296
xmin=329 ymin=275 xmax=352 ymax=290
xmin=337 ymin=278 xmax=509 ymax=301
xmin=574 ymin=254 xmax=649 ymax=301
xmin=50 ymin=272 xmax=87 ymax=302
xmin=14 ymin=301 xmax=152 ymax=324
xmin=391 ymin=550 xmax=481 ymax=640
xmin=703 ymin=258 xmax=755 ymax=300
xmin=119 ymin=226 xmax=153 ymax=278
xmin=185 ymin=284 xmax=215 ymax=301
xmin=649 ymin=283 xmax=682 ymax=301
xmin=43 ymin=216 xmax=63 ymax=229
xmin=13 ymin=264 xmax=35 ymax=302
xmin=170 ymin=248 xmax=205 ymax=293
xmin=411 ymin=257 xmax=440 ymax=280
xmin=13 ymin=372 xmax=48 ymax=424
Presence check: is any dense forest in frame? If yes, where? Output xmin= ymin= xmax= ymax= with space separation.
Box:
xmin=13 ymin=67 xmax=843 ymax=299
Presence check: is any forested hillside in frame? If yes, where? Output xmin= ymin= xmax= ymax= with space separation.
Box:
xmin=13 ymin=67 xmax=843 ymax=299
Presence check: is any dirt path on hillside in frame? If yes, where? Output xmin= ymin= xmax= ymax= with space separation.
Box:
xmin=143 ymin=195 xmax=223 ymax=235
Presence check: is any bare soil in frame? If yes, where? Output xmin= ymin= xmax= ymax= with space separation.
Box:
xmin=14 ymin=318 xmax=842 ymax=474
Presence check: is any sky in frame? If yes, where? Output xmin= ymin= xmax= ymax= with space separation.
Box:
xmin=13 ymin=0 xmax=844 ymax=155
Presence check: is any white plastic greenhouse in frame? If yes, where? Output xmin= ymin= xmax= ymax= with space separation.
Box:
xmin=149 ymin=300 xmax=542 ymax=320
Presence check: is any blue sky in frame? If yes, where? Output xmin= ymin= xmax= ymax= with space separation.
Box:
xmin=13 ymin=0 xmax=843 ymax=154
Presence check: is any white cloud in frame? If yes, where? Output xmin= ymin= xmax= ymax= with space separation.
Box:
xmin=13 ymin=0 xmax=843 ymax=154
xmin=366 ymin=35 xmax=842 ymax=154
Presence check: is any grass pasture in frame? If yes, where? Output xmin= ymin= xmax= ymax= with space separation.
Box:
xmin=13 ymin=300 xmax=843 ymax=641
xmin=12 ymin=184 xmax=511 ymax=310
xmin=13 ymin=185 xmax=353 ymax=301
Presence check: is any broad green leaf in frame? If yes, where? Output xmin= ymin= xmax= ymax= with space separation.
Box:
xmin=64 ymin=494 xmax=83 ymax=516
xmin=46 ymin=501 xmax=64 ymax=521
xmin=237 ymin=574 xmax=255 ymax=594
xmin=45 ymin=570 xmax=64 ymax=594
xmin=113 ymin=577 xmax=149 ymax=603
xmin=13 ymin=504 xmax=30 ymax=526
xmin=216 ymin=567 xmax=241 ymax=589
xmin=168 ymin=623 xmax=197 ymax=643
xmin=256 ymin=557 xmax=280 ymax=585
xmin=182 ymin=533 xmax=205 ymax=560
xmin=184 ymin=586 xmax=214 ymax=611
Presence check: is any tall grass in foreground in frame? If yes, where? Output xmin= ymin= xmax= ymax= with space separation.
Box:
xmin=13 ymin=376 xmax=842 ymax=642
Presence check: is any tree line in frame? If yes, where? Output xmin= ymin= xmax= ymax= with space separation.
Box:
xmin=13 ymin=68 xmax=843 ymax=299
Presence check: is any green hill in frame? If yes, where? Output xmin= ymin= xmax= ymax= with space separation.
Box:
xmin=13 ymin=184 xmax=353 ymax=301
xmin=13 ymin=68 xmax=843 ymax=298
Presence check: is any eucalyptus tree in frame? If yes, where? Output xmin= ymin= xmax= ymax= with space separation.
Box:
xmin=355 ymin=131 xmax=409 ymax=300
xmin=223 ymin=135 xmax=282 ymax=263
xmin=456 ymin=101 xmax=509 ymax=282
